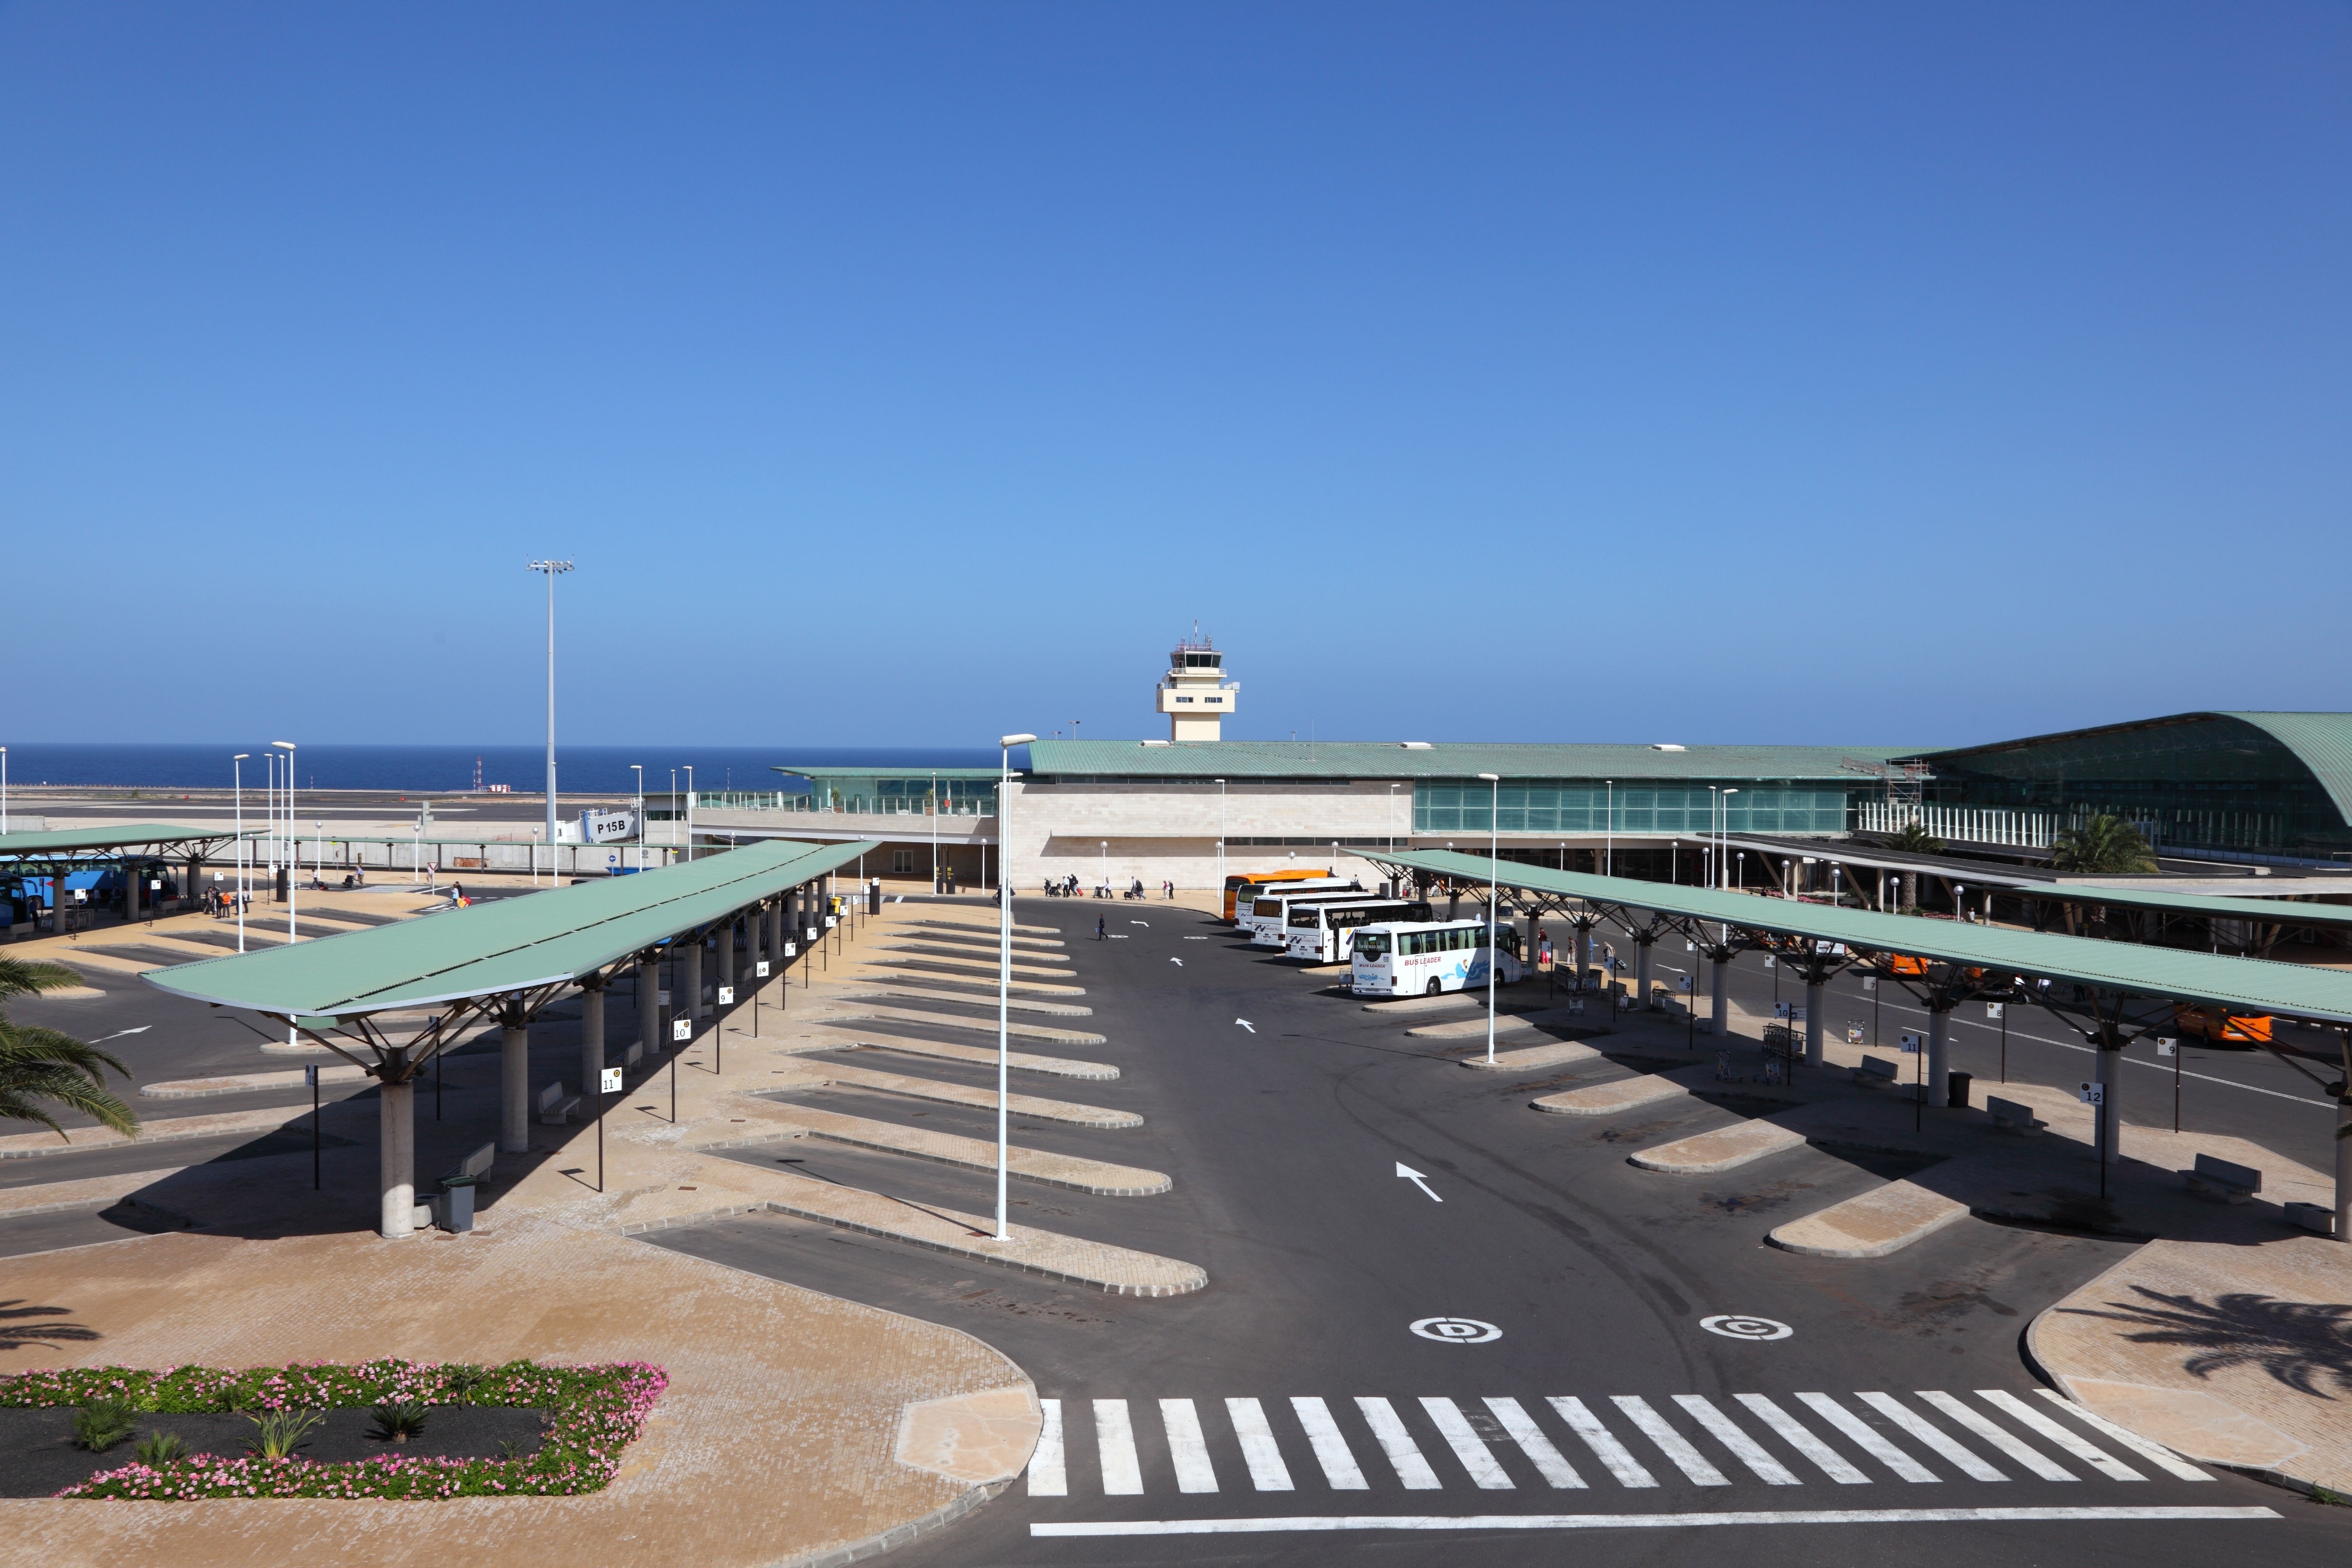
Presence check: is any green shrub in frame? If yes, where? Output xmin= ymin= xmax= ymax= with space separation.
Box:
xmin=72 ymin=1400 xmax=139 ymax=1453
xmin=245 ymin=1408 xmax=323 ymax=1460
xmin=367 ymin=1401 xmax=431 ymax=1444
xmin=134 ymin=1430 xmax=186 ymax=1465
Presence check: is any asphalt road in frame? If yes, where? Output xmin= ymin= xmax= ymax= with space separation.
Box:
xmin=647 ymin=899 xmax=2348 ymax=1567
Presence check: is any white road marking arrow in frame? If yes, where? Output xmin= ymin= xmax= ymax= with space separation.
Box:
xmin=1131 ymin=920 xmax=1150 ymax=927
xmin=97 ymin=1026 xmax=153 ymax=1042
xmin=1169 ymin=957 xmax=1184 ymax=967
xmin=1396 ymin=1163 xmax=1443 ymax=1202
xmin=1235 ymin=1019 xmax=1255 ymax=1033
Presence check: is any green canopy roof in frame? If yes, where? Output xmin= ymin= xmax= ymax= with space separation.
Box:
xmin=1366 ymin=848 xmax=2352 ymax=1025
xmin=142 ymin=838 xmax=876 ymax=1022
xmin=0 ymin=823 xmax=255 ymax=861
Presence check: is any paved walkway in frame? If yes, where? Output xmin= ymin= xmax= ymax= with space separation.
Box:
xmin=2030 ymin=1235 xmax=2352 ymax=1497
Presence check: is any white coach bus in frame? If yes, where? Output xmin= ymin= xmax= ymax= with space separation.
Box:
xmin=1349 ymin=919 xmax=1525 ymax=997
xmin=1283 ymin=897 xmax=1433 ymax=963
xmin=1242 ymin=883 xmax=1365 ymax=946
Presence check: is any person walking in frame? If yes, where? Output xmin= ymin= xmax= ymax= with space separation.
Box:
xmin=1096 ymin=915 xmax=1107 ymax=941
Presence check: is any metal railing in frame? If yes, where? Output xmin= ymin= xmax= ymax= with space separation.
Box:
xmin=1855 ymin=800 xmax=2059 ymax=848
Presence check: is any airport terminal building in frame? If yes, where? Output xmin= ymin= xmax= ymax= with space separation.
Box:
xmin=677 ymin=646 xmax=2352 ymax=888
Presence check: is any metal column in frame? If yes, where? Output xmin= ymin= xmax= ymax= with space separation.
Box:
xmin=379 ymin=1058 xmax=414 ymax=1240
xmin=580 ymin=979 xmax=605 ymax=1102
xmin=500 ymin=1020 xmax=530 ymax=1152
xmin=639 ymin=952 xmax=660 ymax=1062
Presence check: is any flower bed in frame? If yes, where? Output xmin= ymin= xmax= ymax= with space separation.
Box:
xmin=0 ymin=1358 xmax=666 ymax=1499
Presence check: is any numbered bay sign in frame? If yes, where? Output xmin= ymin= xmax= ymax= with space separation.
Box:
xmin=805 ymin=927 xmax=819 ymax=941
xmin=718 ymin=986 xmax=734 ymax=1005
xmin=2079 ymin=1081 xmax=2105 ymax=1105
xmin=673 ymin=1017 xmax=692 ymax=1042
xmin=1774 ymin=1001 xmax=1792 ymax=1019
xmin=755 ymin=960 xmax=771 ymax=979
xmin=1899 ymin=1031 xmax=1922 ymax=1055
xmin=784 ymin=941 xmax=797 ymax=957
xmin=1986 ymin=1002 xmax=2005 ymax=1020
xmin=826 ymin=915 xmax=837 ymax=929
xmin=1861 ymin=975 xmax=1877 ymax=993
xmin=1678 ymin=974 xmax=1693 ymax=992
xmin=600 ymin=1066 xmax=624 ymax=1094
xmin=304 ymin=1063 xmax=318 ymax=1088
xmin=2157 ymin=1037 xmax=2177 ymax=1058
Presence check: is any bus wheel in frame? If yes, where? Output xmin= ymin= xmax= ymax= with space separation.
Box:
xmin=1425 ymin=979 xmax=1442 ymax=997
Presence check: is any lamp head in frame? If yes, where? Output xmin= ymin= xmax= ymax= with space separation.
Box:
xmin=1477 ymin=772 xmax=1499 ymax=782
xmin=271 ymin=741 xmax=295 ymax=750
xmin=234 ymin=753 xmax=249 ymax=761
xmin=1001 ymin=733 xmax=1038 ymax=748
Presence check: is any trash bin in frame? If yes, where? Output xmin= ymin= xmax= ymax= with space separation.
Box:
xmin=440 ymin=1176 xmax=480 ymax=1233
xmin=868 ymin=879 xmax=882 ymax=915
xmin=1947 ymin=1071 xmax=1973 ymax=1110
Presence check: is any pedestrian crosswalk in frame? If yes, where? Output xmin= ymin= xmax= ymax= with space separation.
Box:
xmin=1025 ymin=1389 xmax=2212 ymax=1499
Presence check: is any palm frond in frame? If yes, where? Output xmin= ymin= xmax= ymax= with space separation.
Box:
xmin=0 ymin=958 xmax=90 ymax=1002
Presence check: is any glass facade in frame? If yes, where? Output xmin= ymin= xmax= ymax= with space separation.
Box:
xmin=1929 ymin=717 xmax=2350 ymax=858
xmin=1414 ymin=783 xmax=1847 ymax=835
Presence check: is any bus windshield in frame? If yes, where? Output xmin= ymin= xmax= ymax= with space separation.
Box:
xmin=1354 ymin=930 xmax=1391 ymax=961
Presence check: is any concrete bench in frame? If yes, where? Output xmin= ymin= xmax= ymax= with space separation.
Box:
xmin=2285 ymin=1201 xmax=2335 ymax=1235
xmin=537 ymin=1080 xmax=580 ymax=1126
xmin=624 ymin=1041 xmax=643 ymax=1068
xmin=2182 ymin=1152 xmax=2262 ymax=1203
xmin=1854 ymin=1056 xmax=1898 ymax=1087
xmin=1985 ymin=1095 xmax=2046 ymax=1136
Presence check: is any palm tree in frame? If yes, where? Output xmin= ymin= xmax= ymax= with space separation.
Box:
xmin=2050 ymin=815 xmax=2158 ymax=875
xmin=0 ymin=958 xmax=138 ymax=1140
xmin=1886 ymin=821 xmax=1946 ymax=856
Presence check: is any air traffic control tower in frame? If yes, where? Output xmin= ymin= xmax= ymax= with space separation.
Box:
xmin=1156 ymin=638 xmax=1240 ymax=741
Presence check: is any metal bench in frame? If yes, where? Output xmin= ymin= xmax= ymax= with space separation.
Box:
xmin=1985 ymin=1095 xmax=2046 ymax=1136
xmin=2182 ymin=1152 xmax=2262 ymax=1203
xmin=1854 ymin=1055 xmax=1898 ymax=1087
xmin=537 ymin=1079 xmax=580 ymax=1126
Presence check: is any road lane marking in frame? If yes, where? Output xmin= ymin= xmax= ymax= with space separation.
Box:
xmin=1671 ymin=1395 xmax=1800 ymax=1485
xmin=1030 ymin=1506 xmax=2282 ymax=1537
xmin=1095 ymin=1399 xmax=1144 ymax=1494
xmin=1396 ymin=1163 xmax=1443 ymax=1202
xmin=1160 ymin=1399 xmax=1218 ymax=1493
xmin=1856 ymin=1393 xmax=2007 ymax=1482
xmin=1235 ymin=1019 xmax=1255 ymax=1032
xmin=2030 ymin=1390 xmax=2213 ymax=1481
xmin=1291 ymin=1397 xmax=1370 ymax=1490
xmin=1917 ymin=1392 xmax=2076 ymax=1480
xmin=1734 ymin=1394 xmax=1870 ymax=1483
xmin=1611 ymin=1396 xmax=1729 ymax=1485
xmin=1421 ymin=1398 xmax=1513 ymax=1489
xmin=1483 ymin=1396 xmax=1586 ymax=1488
xmin=1170 ymin=957 xmax=1184 ymax=966
xmin=1355 ymin=1397 xmax=1443 ymax=1489
xmin=1976 ymin=1392 xmax=2143 ymax=1481
xmin=1796 ymin=1393 xmax=1939 ymax=1482
xmin=1226 ymin=1398 xmax=1295 ymax=1491
xmin=1548 ymin=1396 xmax=1659 ymax=1487
xmin=1029 ymin=1399 xmax=1067 ymax=1495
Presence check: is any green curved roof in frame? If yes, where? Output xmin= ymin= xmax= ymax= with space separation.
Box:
xmin=2222 ymin=712 xmax=2352 ymax=826
xmin=1915 ymin=711 xmax=2352 ymax=831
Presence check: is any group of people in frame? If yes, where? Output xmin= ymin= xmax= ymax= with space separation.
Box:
xmin=1045 ymin=875 xmax=1182 ymax=900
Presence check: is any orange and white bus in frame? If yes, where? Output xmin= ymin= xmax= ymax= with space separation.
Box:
xmin=1223 ymin=870 xmax=1348 ymax=924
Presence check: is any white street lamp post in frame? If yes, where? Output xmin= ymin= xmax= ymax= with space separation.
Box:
xmin=527 ymin=559 xmax=573 ymax=875
xmin=684 ymin=765 xmax=695 ymax=862
xmin=274 ymin=742 xmax=296 ymax=943
xmin=631 ymin=764 xmax=644 ymax=873
xmin=1479 ymin=772 xmax=1499 ymax=1066
xmin=1 ymin=745 xmax=8 ymax=834
xmin=1605 ymin=778 xmax=1614 ymax=878
xmin=1721 ymin=789 xmax=1739 ymax=889
xmin=233 ymin=755 xmax=249 ymax=952
xmin=995 ymin=733 xmax=1038 ymax=1241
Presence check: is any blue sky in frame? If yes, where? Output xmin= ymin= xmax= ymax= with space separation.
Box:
xmin=4 ymin=2 xmax=2346 ymax=752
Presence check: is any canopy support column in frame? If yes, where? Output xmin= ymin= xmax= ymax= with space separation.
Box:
xmin=1926 ymin=1005 xmax=1951 ymax=1107
xmin=684 ymin=938 xmax=704 ymax=1030
xmin=1634 ymin=929 xmax=1654 ymax=1009
xmin=2092 ymin=1025 xmax=2121 ymax=1162
xmin=500 ymin=1010 xmax=530 ymax=1153
xmin=1804 ymin=976 xmax=1825 ymax=1068
xmin=2335 ymin=1032 xmax=2351 ymax=1242
xmin=639 ymin=952 xmax=660 ymax=1062
xmin=1709 ymin=955 xmax=1728 ymax=1035
xmin=720 ymin=914 xmax=737 ymax=1001
xmin=379 ymin=1050 xmax=414 ymax=1240
xmin=124 ymin=861 xmax=141 ymax=922
xmin=580 ymin=976 xmax=605 ymax=1102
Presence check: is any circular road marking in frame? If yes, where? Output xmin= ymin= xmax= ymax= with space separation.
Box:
xmin=1411 ymin=1316 xmax=1502 ymax=1344
xmin=1700 ymin=1314 xmax=1793 ymax=1341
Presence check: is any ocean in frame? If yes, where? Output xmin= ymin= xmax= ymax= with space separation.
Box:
xmin=0 ymin=744 xmax=1005 ymax=795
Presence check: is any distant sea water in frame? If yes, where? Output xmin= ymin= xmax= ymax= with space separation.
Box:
xmin=0 ymin=744 xmax=1004 ymax=795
